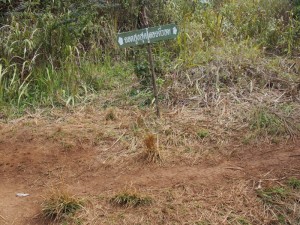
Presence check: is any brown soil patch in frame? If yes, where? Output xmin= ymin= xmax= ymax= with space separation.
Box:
xmin=0 ymin=109 xmax=299 ymax=225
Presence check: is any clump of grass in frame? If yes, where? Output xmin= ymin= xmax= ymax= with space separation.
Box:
xmin=250 ymin=108 xmax=285 ymax=136
xmin=136 ymin=115 xmax=145 ymax=128
xmin=105 ymin=108 xmax=117 ymax=121
xmin=41 ymin=190 xmax=83 ymax=221
xmin=142 ymin=133 xmax=162 ymax=163
xmin=197 ymin=129 xmax=209 ymax=139
xmin=257 ymin=187 xmax=288 ymax=203
xmin=287 ymin=177 xmax=300 ymax=189
xmin=110 ymin=192 xmax=152 ymax=207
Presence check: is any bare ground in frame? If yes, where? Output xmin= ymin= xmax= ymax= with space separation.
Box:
xmin=0 ymin=107 xmax=299 ymax=225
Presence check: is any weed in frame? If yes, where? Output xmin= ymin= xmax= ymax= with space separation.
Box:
xmin=287 ymin=177 xmax=300 ymax=189
xmin=41 ymin=190 xmax=83 ymax=221
xmin=134 ymin=60 xmax=151 ymax=88
xmin=242 ymin=134 xmax=254 ymax=145
xmin=237 ymin=218 xmax=251 ymax=225
xmin=61 ymin=140 xmax=75 ymax=151
xmin=277 ymin=214 xmax=286 ymax=224
xmin=270 ymin=137 xmax=280 ymax=144
xmin=257 ymin=187 xmax=288 ymax=203
xmin=136 ymin=115 xmax=145 ymax=128
xmin=142 ymin=133 xmax=162 ymax=163
xmin=105 ymin=108 xmax=117 ymax=121
xmin=197 ymin=129 xmax=209 ymax=139
xmin=110 ymin=192 xmax=152 ymax=208
xmin=250 ymin=108 xmax=285 ymax=136
xmin=1 ymin=0 xmax=299 ymax=112
xmin=127 ymin=88 xmax=153 ymax=108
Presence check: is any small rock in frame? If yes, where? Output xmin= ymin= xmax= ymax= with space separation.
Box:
xmin=16 ymin=193 xmax=30 ymax=197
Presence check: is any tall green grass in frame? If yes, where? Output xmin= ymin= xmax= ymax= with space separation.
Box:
xmin=174 ymin=0 xmax=299 ymax=61
xmin=1 ymin=60 xmax=133 ymax=108
xmin=0 ymin=0 xmax=299 ymax=113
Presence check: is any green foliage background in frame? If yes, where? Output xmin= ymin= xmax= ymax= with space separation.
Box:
xmin=0 ymin=0 xmax=299 ymax=113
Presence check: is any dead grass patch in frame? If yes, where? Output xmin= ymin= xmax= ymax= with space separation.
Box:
xmin=141 ymin=133 xmax=162 ymax=163
xmin=41 ymin=189 xmax=83 ymax=222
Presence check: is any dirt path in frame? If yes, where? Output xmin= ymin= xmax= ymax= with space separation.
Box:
xmin=0 ymin=107 xmax=300 ymax=225
xmin=1 ymin=133 xmax=299 ymax=224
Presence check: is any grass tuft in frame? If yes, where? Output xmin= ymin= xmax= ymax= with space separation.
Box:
xmin=250 ymin=108 xmax=285 ymax=136
xmin=287 ymin=177 xmax=300 ymax=189
xmin=105 ymin=108 xmax=117 ymax=121
xmin=110 ymin=192 xmax=152 ymax=208
xmin=142 ymin=134 xmax=162 ymax=163
xmin=257 ymin=187 xmax=288 ymax=203
xmin=197 ymin=129 xmax=209 ymax=139
xmin=41 ymin=190 xmax=83 ymax=221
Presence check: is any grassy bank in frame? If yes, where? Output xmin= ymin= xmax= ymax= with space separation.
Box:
xmin=0 ymin=0 xmax=299 ymax=116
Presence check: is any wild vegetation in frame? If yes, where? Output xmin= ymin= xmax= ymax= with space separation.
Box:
xmin=0 ymin=0 xmax=299 ymax=115
xmin=110 ymin=191 xmax=152 ymax=207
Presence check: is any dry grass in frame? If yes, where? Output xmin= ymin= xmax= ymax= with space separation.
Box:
xmin=0 ymin=215 xmax=6 ymax=224
xmin=0 ymin=98 xmax=299 ymax=224
xmin=2 ymin=95 xmax=298 ymax=165
xmin=41 ymin=189 xmax=83 ymax=222
xmin=164 ymin=45 xmax=300 ymax=107
xmin=61 ymin=177 xmax=300 ymax=225
xmin=141 ymin=133 xmax=162 ymax=163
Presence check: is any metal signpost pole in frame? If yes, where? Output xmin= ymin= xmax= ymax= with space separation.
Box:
xmin=141 ymin=5 xmax=161 ymax=118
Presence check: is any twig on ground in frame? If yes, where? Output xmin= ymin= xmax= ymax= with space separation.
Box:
xmin=0 ymin=214 xmax=6 ymax=221
xmin=225 ymin=166 xmax=244 ymax=171
xmin=104 ymin=132 xmax=126 ymax=151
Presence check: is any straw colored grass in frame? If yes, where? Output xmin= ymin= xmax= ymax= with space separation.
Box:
xmin=141 ymin=133 xmax=162 ymax=163
xmin=41 ymin=189 xmax=83 ymax=222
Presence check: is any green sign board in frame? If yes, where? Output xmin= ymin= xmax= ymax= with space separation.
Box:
xmin=117 ymin=24 xmax=179 ymax=48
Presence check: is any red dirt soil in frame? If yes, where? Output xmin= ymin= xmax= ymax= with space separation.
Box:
xmin=0 ymin=111 xmax=299 ymax=225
